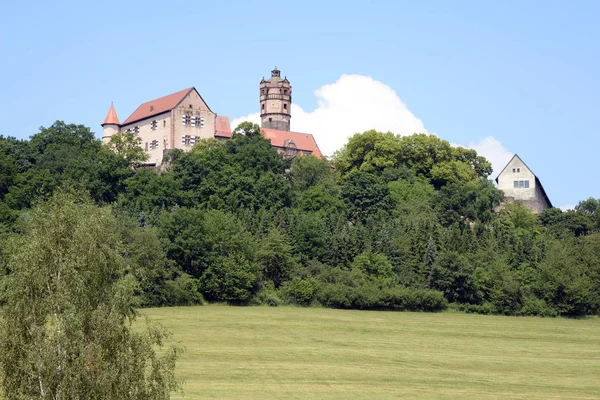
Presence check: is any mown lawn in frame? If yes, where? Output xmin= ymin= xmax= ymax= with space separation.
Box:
xmin=143 ymin=305 xmax=600 ymax=399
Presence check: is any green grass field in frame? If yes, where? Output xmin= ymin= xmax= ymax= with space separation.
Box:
xmin=142 ymin=306 xmax=600 ymax=399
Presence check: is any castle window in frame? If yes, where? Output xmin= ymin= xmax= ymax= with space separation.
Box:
xmin=262 ymin=104 xmax=264 ymax=110
xmin=283 ymin=103 xmax=287 ymax=109
xmin=133 ymin=126 xmax=140 ymax=136
xmin=149 ymin=140 xmax=159 ymax=150
xmin=269 ymin=118 xmax=272 ymax=122
xmin=145 ymin=142 xmax=148 ymax=151
xmin=284 ymin=89 xmax=288 ymax=94
xmin=182 ymin=115 xmax=191 ymax=125
xmin=189 ymin=104 xmax=193 ymax=109
xmin=163 ymin=120 xmax=166 ymax=127
xmin=150 ymin=120 xmax=158 ymax=131
xmin=514 ymin=181 xmax=518 ymax=188
xmin=182 ymin=135 xmax=191 ymax=146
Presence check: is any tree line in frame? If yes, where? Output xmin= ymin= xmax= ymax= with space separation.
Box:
xmin=1 ymin=121 xmax=599 ymax=318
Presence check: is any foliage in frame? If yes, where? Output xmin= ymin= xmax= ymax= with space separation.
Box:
xmin=0 ymin=192 xmax=182 ymax=398
xmin=107 ymin=130 xmax=149 ymax=168
xmin=1 ymin=122 xmax=599 ymax=318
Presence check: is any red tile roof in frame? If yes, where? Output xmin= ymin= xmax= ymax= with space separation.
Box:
xmin=215 ymin=116 xmax=232 ymax=138
xmin=260 ymin=128 xmax=323 ymax=158
xmin=101 ymin=103 xmax=120 ymax=126
xmin=122 ymin=87 xmax=194 ymax=125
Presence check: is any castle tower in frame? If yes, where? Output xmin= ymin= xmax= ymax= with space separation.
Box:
xmin=101 ymin=103 xmax=120 ymax=144
xmin=260 ymin=66 xmax=292 ymax=131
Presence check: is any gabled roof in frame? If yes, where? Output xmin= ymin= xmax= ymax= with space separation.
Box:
xmin=215 ymin=116 xmax=232 ymax=138
xmin=122 ymin=87 xmax=212 ymax=126
xmin=260 ymin=128 xmax=323 ymax=158
xmin=101 ymin=103 xmax=120 ymax=126
xmin=495 ymin=154 xmax=553 ymax=208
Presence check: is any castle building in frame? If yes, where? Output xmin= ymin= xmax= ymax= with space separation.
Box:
xmin=101 ymin=87 xmax=231 ymax=165
xmin=495 ymin=154 xmax=552 ymax=214
xmin=258 ymin=66 xmax=322 ymax=158
xmin=102 ymin=67 xmax=322 ymax=164
xmin=260 ymin=66 xmax=292 ymax=131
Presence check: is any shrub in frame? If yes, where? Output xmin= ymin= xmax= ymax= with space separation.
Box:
xmin=280 ymin=277 xmax=319 ymax=306
xmin=254 ymin=288 xmax=283 ymax=307
xmin=163 ymin=274 xmax=205 ymax=306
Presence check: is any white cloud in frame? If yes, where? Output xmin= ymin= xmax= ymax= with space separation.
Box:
xmin=231 ymin=74 xmax=426 ymax=156
xmin=231 ymin=74 xmax=513 ymax=177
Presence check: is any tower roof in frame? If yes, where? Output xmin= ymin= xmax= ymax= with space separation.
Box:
xmin=268 ymin=65 xmax=283 ymax=82
xmin=101 ymin=103 xmax=120 ymax=126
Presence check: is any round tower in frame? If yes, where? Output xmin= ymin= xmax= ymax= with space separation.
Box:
xmin=101 ymin=103 xmax=121 ymax=144
xmin=260 ymin=66 xmax=292 ymax=131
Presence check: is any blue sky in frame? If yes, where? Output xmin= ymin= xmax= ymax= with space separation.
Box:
xmin=1 ymin=0 xmax=598 ymax=208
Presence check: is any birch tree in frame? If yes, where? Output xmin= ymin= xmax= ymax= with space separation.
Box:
xmin=0 ymin=192 xmax=182 ymax=399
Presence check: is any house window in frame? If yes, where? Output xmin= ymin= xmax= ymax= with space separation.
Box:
xmin=181 ymin=135 xmax=200 ymax=146
xmin=189 ymin=104 xmax=193 ymax=109
xmin=149 ymin=140 xmax=159 ymax=150
xmin=163 ymin=120 xmax=166 ymax=127
xmin=512 ymin=168 xmax=516 ymax=173
xmin=182 ymin=115 xmax=191 ymax=125
xmin=514 ymin=181 xmax=518 ymax=188
xmin=524 ymin=180 xmax=530 ymax=188
xmin=191 ymin=116 xmax=203 ymax=128
xmin=145 ymin=142 xmax=148 ymax=151
xmin=133 ymin=126 xmax=140 ymax=136
xmin=512 ymin=168 xmax=521 ymax=173
xmin=150 ymin=120 xmax=158 ymax=131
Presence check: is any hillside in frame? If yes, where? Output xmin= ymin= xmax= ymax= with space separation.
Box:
xmin=1 ymin=122 xmax=600 ymax=317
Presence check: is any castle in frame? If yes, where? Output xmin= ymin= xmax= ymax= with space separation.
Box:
xmin=101 ymin=67 xmax=322 ymax=165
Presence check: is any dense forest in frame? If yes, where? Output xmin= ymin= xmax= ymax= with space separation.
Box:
xmin=1 ymin=121 xmax=599 ymax=317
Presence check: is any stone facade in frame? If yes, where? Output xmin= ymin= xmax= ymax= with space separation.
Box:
xmin=495 ymin=154 xmax=552 ymax=214
xmin=102 ymin=88 xmax=227 ymax=166
xmin=260 ymin=66 xmax=292 ymax=131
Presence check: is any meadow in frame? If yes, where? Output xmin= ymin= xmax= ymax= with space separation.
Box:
xmin=143 ymin=306 xmax=600 ymax=399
